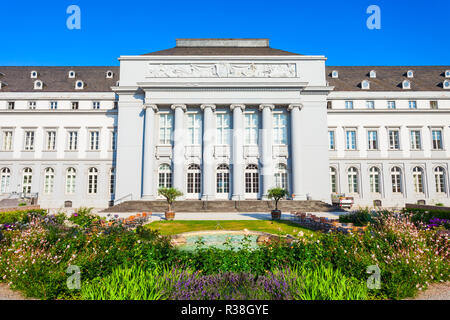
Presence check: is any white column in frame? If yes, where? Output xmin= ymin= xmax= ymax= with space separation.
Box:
xmin=231 ymin=104 xmax=245 ymax=200
xmin=260 ymin=104 xmax=274 ymax=199
xmin=172 ymin=104 xmax=186 ymax=196
xmin=142 ymin=104 xmax=157 ymax=199
xmin=201 ymin=104 xmax=216 ymax=200
xmin=289 ymin=104 xmax=306 ymax=200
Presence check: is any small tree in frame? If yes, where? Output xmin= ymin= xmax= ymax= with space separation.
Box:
xmin=267 ymin=187 xmax=287 ymax=211
xmin=158 ymin=187 xmax=183 ymax=212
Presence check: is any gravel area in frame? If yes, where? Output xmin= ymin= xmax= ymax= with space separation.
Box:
xmin=407 ymin=282 xmax=450 ymax=300
xmin=0 ymin=283 xmax=30 ymax=300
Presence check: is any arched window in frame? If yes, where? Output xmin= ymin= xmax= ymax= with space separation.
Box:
xmin=369 ymin=167 xmax=381 ymax=193
xmin=274 ymin=164 xmax=288 ymax=192
xmin=187 ymin=164 xmax=201 ymax=194
xmin=413 ymin=167 xmax=424 ymax=193
xmin=88 ymin=167 xmax=98 ymax=194
xmin=110 ymin=168 xmax=115 ymax=195
xmin=434 ymin=167 xmax=446 ymax=193
xmin=329 ymin=167 xmax=337 ymax=193
xmin=158 ymin=164 xmax=172 ymax=189
xmin=245 ymin=164 xmax=259 ymax=195
xmin=43 ymin=168 xmax=55 ymax=194
xmin=1 ymin=168 xmax=11 ymax=193
xmin=391 ymin=167 xmax=402 ymax=193
xmin=216 ymin=164 xmax=230 ymax=194
xmin=22 ymin=168 xmax=33 ymax=193
xmin=347 ymin=167 xmax=359 ymax=194
xmin=66 ymin=168 xmax=76 ymax=194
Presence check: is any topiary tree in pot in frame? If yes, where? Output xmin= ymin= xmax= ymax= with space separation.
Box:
xmin=158 ymin=187 xmax=183 ymax=220
xmin=268 ymin=187 xmax=287 ymax=220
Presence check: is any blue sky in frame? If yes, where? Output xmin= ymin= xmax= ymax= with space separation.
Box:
xmin=0 ymin=0 xmax=448 ymax=66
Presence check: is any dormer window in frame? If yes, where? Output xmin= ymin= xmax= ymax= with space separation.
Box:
xmin=68 ymin=70 xmax=76 ymax=78
xmin=331 ymin=70 xmax=339 ymax=78
xmin=75 ymin=80 xmax=84 ymax=90
xmin=402 ymin=80 xmax=411 ymax=89
xmin=407 ymin=70 xmax=414 ymax=78
xmin=30 ymin=71 xmax=38 ymax=79
xmin=445 ymin=70 xmax=450 ymax=78
xmin=369 ymin=70 xmax=377 ymax=78
xmin=361 ymin=80 xmax=370 ymax=90
xmin=106 ymin=70 xmax=114 ymax=79
xmin=34 ymin=80 xmax=43 ymax=90
xmin=444 ymin=80 xmax=450 ymax=89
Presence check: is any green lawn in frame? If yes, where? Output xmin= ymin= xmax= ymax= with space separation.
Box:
xmin=145 ymin=220 xmax=315 ymax=238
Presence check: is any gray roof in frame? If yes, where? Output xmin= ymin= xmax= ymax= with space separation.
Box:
xmin=0 ymin=66 xmax=119 ymax=92
xmin=327 ymin=66 xmax=450 ymax=91
xmin=141 ymin=46 xmax=302 ymax=56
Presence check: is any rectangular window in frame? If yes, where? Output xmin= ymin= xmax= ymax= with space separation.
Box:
xmin=387 ymin=101 xmax=396 ymax=109
xmin=50 ymin=102 xmax=58 ymax=110
xmin=273 ymin=113 xmax=287 ymax=145
xmin=432 ymin=130 xmax=443 ymax=150
xmin=89 ymin=131 xmax=100 ymax=150
xmin=187 ymin=114 xmax=201 ymax=145
xmin=28 ymin=101 xmax=36 ymax=110
xmin=110 ymin=130 xmax=117 ymax=150
xmin=345 ymin=101 xmax=354 ymax=109
xmin=8 ymin=102 xmax=15 ymax=110
xmin=46 ymin=131 xmax=57 ymax=151
xmin=430 ymin=101 xmax=438 ymax=109
xmin=92 ymin=102 xmax=100 ymax=110
xmin=328 ymin=130 xmax=335 ymax=150
xmin=409 ymin=101 xmax=417 ymax=109
xmin=2 ymin=131 xmax=13 ymax=151
xmin=367 ymin=130 xmax=378 ymax=150
xmin=159 ymin=113 xmax=173 ymax=145
xmin=216 ymin=113 xmax=231 ymax=145
xmin=245 ymin=113 xmax=258 ymax=145
xmin=346 ymin=130 xmax=357 ymax=150
xmin=366 ymin=101 xmax=375 ymax=109
xmin=71 ymin=102 xmax=79 ymax=110
xmin=67 ymin=131 xmax=78 ymax=151
xmin=24 ymin=131 xmax=35 ymax=151
xmin=410 ymin=130 xmax=422 ymax=150
xmin=388 ymin=130 xmax=400 ymax=150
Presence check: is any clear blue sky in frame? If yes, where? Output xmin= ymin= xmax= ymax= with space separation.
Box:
xmin=0 ymin=0 xmax=448 ymax=66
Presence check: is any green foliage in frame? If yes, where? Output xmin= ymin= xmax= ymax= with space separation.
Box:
xmin=0 ymin=209 xmax=47 ymax=224
xmin=402 ymin=207 xmax=450 ymax=224
xmin=158 ymin=187 xmax=183 ymax=211
xmin=267 ymin=188 xmax=287 ymax=210
xmin=68 ymin=207 xmax=100 ymax=228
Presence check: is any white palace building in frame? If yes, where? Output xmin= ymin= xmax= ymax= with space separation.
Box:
xmin=1 ymin=38 xmax=450 ymax=209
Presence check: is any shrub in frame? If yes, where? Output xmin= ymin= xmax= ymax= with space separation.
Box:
xmin=338 ymin=208 xmax=376 ymax=226
xmin=0 ymin=209 xmax=47 ymax=225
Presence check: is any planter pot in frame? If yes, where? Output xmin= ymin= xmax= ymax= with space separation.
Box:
xmin=271 ymin=210 xmax=282 ymax=220
xmin=165 ymin=211 xmax=176 ymax=221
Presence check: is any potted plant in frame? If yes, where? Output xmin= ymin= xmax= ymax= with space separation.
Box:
xmin=158 ymin=187 xmax=183 ymax=220
xmin=267 ymin=187 xmax=287 ymax=220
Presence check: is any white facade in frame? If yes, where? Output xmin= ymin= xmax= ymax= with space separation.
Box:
xmin=0 ymin=39 xmax=449 ymax=209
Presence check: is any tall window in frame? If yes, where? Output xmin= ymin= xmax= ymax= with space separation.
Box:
xmin=216 ymin=164 xmax=230 ymax=194
xmin=71 ymin=102 xmax=79 ymax=110
xmin=328 ymin=130 xmax=335 ymax=150
xmin=432 ymin=130 xmax=443 ymax=150
xmin=7 ymin=102 xmax=14 ymax=110
xmin=245 ymin=113 xmax=258 ymax=145
xmin=410 ymin=130 xmax=422 ymax=150
xmin=273 ymin=113 xmax=287 ymax=145
xmin=50 ymin=102 xmax=58 ymax=110
xmin=158 ymin=164 xmax=172 ymax=189
xmin=330 ymin=167 xmax=337 ymax=193
xmin=88 ymin=167 xmax=98 ymax=194
xmin=434 ymin=167 xmax=446 ymax=193
xmin=159 ymin=113 xmax=173 ymax=145
xmin=24 ymin=131 xmax=35 ymax=151
xmin=368 ymin=131 xmax=378 ymax=150
xmin=43 ymin=168 xmax=55 ymax=194
xmin=387 ymin=101 xmax=396 ymax=109
xmin=345 ymin=101 xmax=354 ymax=109
xmin=347 ymin=167 xmax=358 ymax=194
xmin=92 ymin=102 xmax=100 ymax=110
xmin=245 ymin=164 xmax=259 ymax=194
xmin=391 ymin=167 xmax=402 ymax=193
xmin=388 ymin=130 xmax=400 ymax=150
xmin=366 ymin=101 xmax=375 ymax=109
xmin=110 ymin=130 xmax=117 ymax=150
xmin=346 ymin=130 xmax=357 ymax=150
xmin=369 ymin=167 xmax=380 ymax=193
xmin=66 ymin=168 xmax=76 ymax=194
xmin=187 ymin=164 xmax=201 ymax=194
xmin=67 ymin=131 xmax=78 ymax=151
xmin=110 ymin=168 xmax=115 ymax=195
xmin=89 ymin=131 xmax=100 ymax=150
xmin=409 ymin=101 xmax=417 ymax=109
xmin=187 ymin=114 xmax=201 ymax=145
xmin=46 ymin=131 xmax=57 ymax=151
xmin=28 ymin=101 xmax=36 ymax=110
xmin=413 ymin=167 xmax=424 ymax=193
xmin=1 ymin=168 xmax=11 ymax=193
xmin=22 ymin=168 xmax=32 ymax=193
xmin=2 ymin=131 xmax=12 ymax=151
xmin=216 ymin=113 xmax=231 ymax=145
xmin=274 ymin=164 xmax=288 ymax=192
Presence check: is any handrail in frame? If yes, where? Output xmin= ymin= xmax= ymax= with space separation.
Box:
xmin=114 ymin=193 xmax=133 ymax=205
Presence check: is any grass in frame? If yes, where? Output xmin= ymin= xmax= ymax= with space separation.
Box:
xmin=145 ymin=220 xmax=315 ymax=238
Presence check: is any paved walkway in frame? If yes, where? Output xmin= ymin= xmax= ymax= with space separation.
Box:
xmin=0 ymin=283 xmax=29 ymax=300
xmin=407 ymin=282 xmax=450 ymax=300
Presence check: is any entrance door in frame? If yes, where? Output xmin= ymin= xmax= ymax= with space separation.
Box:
xmin=216 ymin=164 xmax=230 ymax=199
xmin=245 ymin=164 xmax=259 ymax=199
xmin=186 ymin=164 xmax=201 ymax=199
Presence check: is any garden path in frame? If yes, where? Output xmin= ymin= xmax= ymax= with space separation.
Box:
xmin=0 ymin=283 xmax=31 ymax=300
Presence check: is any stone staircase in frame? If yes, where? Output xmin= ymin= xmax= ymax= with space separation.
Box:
xmin=102 ymin=200 xmax=341 ymax=213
